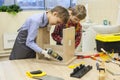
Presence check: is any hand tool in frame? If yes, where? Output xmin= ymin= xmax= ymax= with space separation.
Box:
xmin=77 ymin=53 xmax=99 ymax=59
xmin=101 ymin=48 xmax=120 ymax=66
xmin=90 ymin=56 xmax=102 ymax=62
xmin=68 ymin=62 xmax=85 ymax=69
xmin=47 ymin=48 xmax=63 ymax=61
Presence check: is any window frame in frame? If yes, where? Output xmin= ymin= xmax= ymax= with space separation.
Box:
xmin=0 ymin=0 xmax=75 ymax=10
xmin=0 ymin=0 xmax=4 ymax=6
xmin=15 ymin=0 xmax=45 ymax=10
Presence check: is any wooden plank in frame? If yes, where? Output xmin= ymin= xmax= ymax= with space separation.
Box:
xmin=36 ymin=27 xmax=50 ymax=49
xmin=38 ymin=44 xmax=76 ymax=65
xmin=36 ymin=27 xmax=50 ymax=59
xmin=36 ymin=57 xmax=76 ymax=65
xmin=0 ymin=53 xmax=10 ymax=57
xmin=0 ymin=50 xmax=11 ymax=57
xmin=63 ymin=27 xmax=75 ymax=63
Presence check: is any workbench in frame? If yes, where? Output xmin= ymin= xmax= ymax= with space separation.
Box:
xmin=0 ymin=58 xmax=120 ymax=80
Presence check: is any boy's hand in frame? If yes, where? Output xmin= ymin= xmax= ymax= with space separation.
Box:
xmin=41 ymin=49 xmax=51 ymax=59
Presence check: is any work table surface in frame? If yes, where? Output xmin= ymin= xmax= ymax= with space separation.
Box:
xmin=0 ymin=58 xmax=120 ymax=80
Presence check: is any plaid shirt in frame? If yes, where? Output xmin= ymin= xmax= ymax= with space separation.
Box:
xmin=51 ymin=20 xmax=82 ymax=48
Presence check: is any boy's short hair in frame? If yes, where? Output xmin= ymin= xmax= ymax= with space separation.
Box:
xmin=50 ymin=6 xmax=69 ymax=24
xmin=70 ymin=4 xmax=86 ymax=20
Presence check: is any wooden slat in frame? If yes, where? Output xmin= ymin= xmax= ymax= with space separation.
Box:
xmin=0 ymin=50 xmax=11 ymax=57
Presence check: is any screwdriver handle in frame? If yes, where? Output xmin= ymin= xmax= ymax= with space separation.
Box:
xmin=91 ymin=56 xmax=96 ymax=60
xmin=91 ymin=56 xmax=102 ymax=62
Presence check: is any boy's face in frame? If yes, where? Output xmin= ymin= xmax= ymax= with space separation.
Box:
xmin=49 ymin=12 xmax=63 ymax=25
xmin=69 ymin=10 xmax=80 ymax=23
xmin=70 ymin=15 xmax=80 ymax=24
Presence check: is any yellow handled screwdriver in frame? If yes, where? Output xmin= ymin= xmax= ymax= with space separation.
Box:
xmin=101 ymin=48 xmax=120 ymax=66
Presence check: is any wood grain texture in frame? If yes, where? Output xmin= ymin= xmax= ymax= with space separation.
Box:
xmin=63 ymin=27 xmax=75 ymax=63
xmin=0 ymin=59 xmax=120 ymax=80
xmin=36 ymin=27 xmax=50 ymax=59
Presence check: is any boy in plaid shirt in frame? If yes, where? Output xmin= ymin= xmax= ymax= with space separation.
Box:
xmin=51 ymin=5 xmax=86 ymax=48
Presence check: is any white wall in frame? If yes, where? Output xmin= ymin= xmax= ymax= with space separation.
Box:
xmin=1 ymin=0 xmax=120 ymax=52
xmin=0 ymin=11 xmax=44 ymax=52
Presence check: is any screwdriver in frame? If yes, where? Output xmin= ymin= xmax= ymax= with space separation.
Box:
xmin=90 ymin=56 xmax=102 ymax=62
xmin=101 ymin=48 xmax=120 ymax=66
xmin=101 ymin=48 xmax=114 ymax=60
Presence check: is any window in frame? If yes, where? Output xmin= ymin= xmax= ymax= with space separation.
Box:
xmin=4 ymin=0 xmax=14 ymax=6
xmin=0 ymin=0 xmax=75 ymax=10
xmin=16 ymin=0 xmax=45 ymax=10
xmin=0 ymin=0 xmax=4 ymax=6
xmin=45 ymin=0 xmax=71 ymax=9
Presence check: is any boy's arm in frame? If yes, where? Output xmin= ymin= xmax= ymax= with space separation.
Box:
xmin=75 ymin=23 xmax=82 ymax=48
xmin=26 ymin=21 xmax=43 ymax=53
xmin=51 ymin=24 xmax=62 ymax=43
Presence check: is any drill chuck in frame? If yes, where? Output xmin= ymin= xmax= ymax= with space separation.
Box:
xmin=47 ymin=49 xmax=63 ymax=61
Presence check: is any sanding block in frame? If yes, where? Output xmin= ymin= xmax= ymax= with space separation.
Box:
xmin=26 ymin=70 xmax=46 ymax=78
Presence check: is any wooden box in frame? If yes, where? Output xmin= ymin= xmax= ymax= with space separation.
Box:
xmin=36 ymin=27 xmax=76 ymax=65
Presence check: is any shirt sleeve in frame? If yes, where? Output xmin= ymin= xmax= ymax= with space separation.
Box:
xmin=26 ymin=20 xmax=43 ymax=53
xmin=75 ymin=23 xmax=82 ymax=48
xmin=51 ymin=24 xmax=63 ymax=43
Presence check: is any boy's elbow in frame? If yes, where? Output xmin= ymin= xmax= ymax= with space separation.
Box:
xmin=26 ymin=41 xmax=31 ymax=47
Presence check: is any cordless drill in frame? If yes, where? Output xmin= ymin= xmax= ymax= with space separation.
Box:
xmin=47 ymin=49 xmax=63 ymax=61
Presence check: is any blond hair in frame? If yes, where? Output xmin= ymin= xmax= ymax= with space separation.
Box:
xmin=50 ymin=6 xmax=69 ymax=24
xmin=70 ymin=4 xmax=86 ymax=20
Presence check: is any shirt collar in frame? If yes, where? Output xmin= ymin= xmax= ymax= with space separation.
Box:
xmin=42 ymin=12 xmax=49 ymax=27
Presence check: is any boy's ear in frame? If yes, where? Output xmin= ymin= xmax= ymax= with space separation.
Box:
xmin=52 ymin=12 xmax=58 ymax=16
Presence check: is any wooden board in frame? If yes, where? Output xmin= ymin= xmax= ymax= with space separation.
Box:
xmin=36 ymin=57 xmax=76 ymax=65
xmin=62 ymin=27 xmax=75 ymax=63
xmin=36 ymin=27 xmax=50 ymax=59
xmin=36 ymin=27 xmax=50 ymax=48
